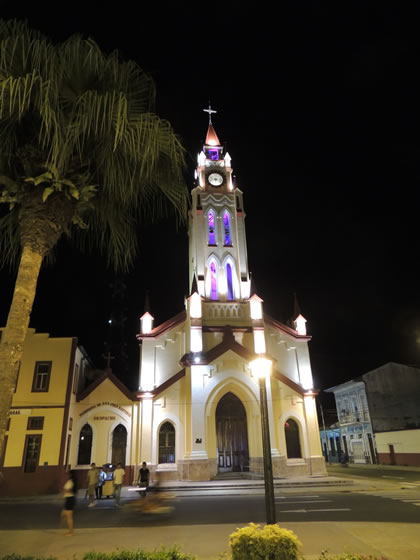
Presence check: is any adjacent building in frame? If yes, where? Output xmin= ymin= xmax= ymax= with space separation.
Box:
xmin=0 ymin=328 xmax=91 ymax=495
xmin=326 ymin=362 xmax=420 ymax=466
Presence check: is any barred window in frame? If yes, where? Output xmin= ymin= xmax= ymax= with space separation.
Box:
xmin=27 ymin=416 xmax=44 ymax=430
xmin=32 ymin=362 xmax=52 ymax=392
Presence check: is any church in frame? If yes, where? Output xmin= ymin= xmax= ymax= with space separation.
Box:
xmin=1 ymin=114 xmax=325 ymax=495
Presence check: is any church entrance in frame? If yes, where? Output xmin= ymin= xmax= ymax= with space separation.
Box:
xmin=216 ymin=392 xmax=249 ymax=472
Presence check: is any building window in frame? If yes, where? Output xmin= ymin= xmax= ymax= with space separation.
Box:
xmin=226 ymin=263 xmax=234 ymax=300
xmin=158 ymin=422 xmax=175 ymax=464
xmin=6 ymin=417 xmax=10 ymax=431
xmin=27 ymin=416 xmax=44 ymax=430
xmin=210 ymin=261 xmax=217 ymax=300
xmin=111 ymin=424 xmax=127 ymax=466
xmin=69 ymin=417 xmax=73 ymax=431
xmin=73 ymin=364 xmax=79 ymax=394
xmin=208 ymin=211 xmax=216 ymax=245
xmin=223 ymin=211 xmax=231 ymax=246
xmin=32 ymin=362 xmax=52 ymax=392
xmin=23 ymin=434 xmax=42 ymax=473
xmin=77 ymin=423 xmax=93 ymax=465
xmin=284 ymin=418 xmax=302 ymax=459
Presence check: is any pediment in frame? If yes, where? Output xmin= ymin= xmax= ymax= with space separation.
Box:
xmin=77 ymin=370 xmax=134 ymax=403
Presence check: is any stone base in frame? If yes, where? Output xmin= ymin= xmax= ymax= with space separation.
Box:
xmin=250 ymin=455 xmax=327 ymax=478
xmin=178 ymin=458 xmax=217 ymax=481
xmin=285 ymin=456 xmax=327 ymax=477
xmin=249 ymin=455 xmax=287 ymax=477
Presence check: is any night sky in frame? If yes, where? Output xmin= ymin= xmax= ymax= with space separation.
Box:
xmin=1 ymin=6 xmax=420 ymax=398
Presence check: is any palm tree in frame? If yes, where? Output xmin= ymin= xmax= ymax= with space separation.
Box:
xmin=0 ymin=20 xmax=188 ymax=456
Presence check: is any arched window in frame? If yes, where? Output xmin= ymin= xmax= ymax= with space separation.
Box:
xmin=226 ymin=262 xmax=234 ymax=300
xmin=223 ymin=211 xmax=231 ymax=246
xmin=285 ymin=418 xmax=302 ymax=459
xmin=210 ymin=260 xmax=218 ymax=300
xmin=208 ymin=211 xmax=216 ymax=245
xmin=77 ymin=423 xmax=92 ymax=465
xmin=111 ymin=424 xmax=127 ymax=466
xmin=159 ymin=422 xmax=175 ymax=463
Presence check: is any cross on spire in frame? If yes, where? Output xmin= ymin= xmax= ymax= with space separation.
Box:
xmin=203 ymin=103 xmax=217 ymax=124
xmin=102 ymin=351 xmax=115 ymax=370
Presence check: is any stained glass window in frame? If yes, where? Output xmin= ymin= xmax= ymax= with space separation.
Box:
xmin=223 ymin=212 xmax=231 ymax=246
xmin=210 ymin=261 xmax=217 ymax=300
xmin=227 ymin=263 xmax=234 ymax=300
xmin=208 ymin=211 xmax=216 ymax=245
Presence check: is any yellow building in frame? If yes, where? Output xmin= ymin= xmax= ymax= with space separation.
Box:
xmin=0 ymin=328 xmax=90 ymax=495
xmin=1 ymin=117 xmax=325 ymax=495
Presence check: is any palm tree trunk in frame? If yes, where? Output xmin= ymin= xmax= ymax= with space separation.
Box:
xmin=0 ymin=244 xmax=44 ymax=461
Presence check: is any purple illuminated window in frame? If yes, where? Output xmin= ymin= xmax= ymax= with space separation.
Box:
xmin=223 ymin=212 xmax=231 ymax=246
xmin=208 ymin=149 xmax=219 ymax=161
xmin=208 ymin=211 xmax=216 ymax=245
xmin=210 ymin=261 xmax=217 ymax=300
xmin=227 ymin=263 xmax=233 ymax=300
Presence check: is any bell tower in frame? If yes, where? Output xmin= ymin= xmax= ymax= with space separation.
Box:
xmin=189 ymin=106 xmax=250 ymax=301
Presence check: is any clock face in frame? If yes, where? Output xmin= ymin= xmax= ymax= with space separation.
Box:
xmin=208 ymin=172 xmax=224 ymax=186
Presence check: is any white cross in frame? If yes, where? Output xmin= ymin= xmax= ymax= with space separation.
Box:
xmin=203 ymin=103 xmax=217 ymax=124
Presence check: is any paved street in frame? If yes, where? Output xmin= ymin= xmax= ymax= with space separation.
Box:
xmin=1 ymin=478 xmax=420 ymax=560
xmin=1 ymin=487 xmax=420 ymax=527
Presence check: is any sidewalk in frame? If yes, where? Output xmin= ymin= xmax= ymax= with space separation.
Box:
xmin=1 ymin=521 xmax=419 ymax=560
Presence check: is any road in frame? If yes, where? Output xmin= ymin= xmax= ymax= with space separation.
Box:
xmin=1 ymin=486 xmax=420 ymax=528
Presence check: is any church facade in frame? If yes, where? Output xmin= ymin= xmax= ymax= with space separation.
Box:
xmin=1 ymin=118 xmax=325 ymax=496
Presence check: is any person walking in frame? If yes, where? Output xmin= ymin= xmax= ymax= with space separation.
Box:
xmin=113 ymin=463 xmax=125 ymax=506
xmin=138 ymin=461 xmax=150 ymax=497
xmin=62 ymin=470 xmax=77 ymax=536
xmin=87 ymin=463 xmax=99 ymax=507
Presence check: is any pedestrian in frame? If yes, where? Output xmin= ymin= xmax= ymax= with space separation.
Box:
xmin=62 ymin=470 xmax=77 ymax=536
xmin=87 ymin=462 xmax=99 ymax=507
xmin=138 ymin=461 xmax=150 ymax=496
xmin=96 ymin=466 xmax=106 ymax=500
xmin=113 ymin=462 xmax=125 ymax=506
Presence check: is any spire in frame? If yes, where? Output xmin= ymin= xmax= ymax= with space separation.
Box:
xmin=293 ymin=293 xmax=307 ymax=335
xmin=143 ymin=290 xmax=151 ymax=313
xmin=140 ymin=290 xmax=154 ymax=334
xmin=190 ymin=274 xmax=198 ymax=296
xmin=203 ymin=103 xmax=221 ymax=147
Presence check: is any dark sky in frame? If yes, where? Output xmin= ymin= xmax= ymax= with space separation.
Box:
xmin=1 ymin=5 xmax=420 ymax=396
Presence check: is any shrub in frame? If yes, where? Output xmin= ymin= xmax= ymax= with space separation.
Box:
xmin=229 ymin=523 xmax=302 ymax=560
xmin=83 ymin=548 xmax=196 ymax=560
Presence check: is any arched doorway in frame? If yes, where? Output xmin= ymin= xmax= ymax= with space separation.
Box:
xmin=285 ymin=418 xmax=302 ymax=458
xmin=216 ymin=392 xmax=249 ymax=472
xmin=111 ymin=424 xmax=127 ymax=466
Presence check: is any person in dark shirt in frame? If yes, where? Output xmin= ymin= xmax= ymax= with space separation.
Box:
xmin=138 ymin=461 xmax=150 ymax=496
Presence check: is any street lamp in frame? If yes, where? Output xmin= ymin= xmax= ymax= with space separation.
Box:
xmin=251 ymin=357 xmax=276 ymax=525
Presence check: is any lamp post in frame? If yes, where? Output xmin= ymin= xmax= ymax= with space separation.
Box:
xmin=251 ymin=357 xmax=276 ymax=525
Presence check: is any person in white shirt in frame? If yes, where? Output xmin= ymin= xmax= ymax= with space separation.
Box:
xmin=113 ymin=463 xmax=125 ymax=506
